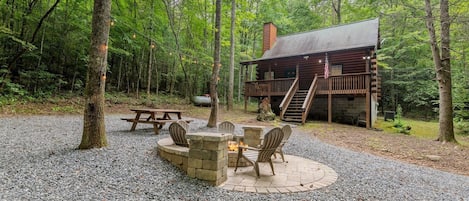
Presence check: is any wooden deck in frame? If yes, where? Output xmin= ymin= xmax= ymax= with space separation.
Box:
xmin=244 ymin=73 xmax=371 ymax=97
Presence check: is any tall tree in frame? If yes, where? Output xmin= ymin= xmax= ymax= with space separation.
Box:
xmin=207 ymin=0 xmax=221 ymax=127
xmin=6 ymin=0 xmax=61 ymax=76
xmin=424 ymin=0 xmax=456 ymax=143
xmin=227 ymin=0 xmax=236 ymax=111
xmin=79 ymin=0 xmax=112 ymax=149
xmin=332 ymin=0 xmax=341 ymax=24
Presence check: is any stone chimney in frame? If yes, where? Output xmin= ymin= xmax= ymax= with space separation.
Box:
xmin=263 ymin=22 xmax=277 ymax=53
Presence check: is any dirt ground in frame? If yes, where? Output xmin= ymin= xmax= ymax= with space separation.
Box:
xmin=305 ymin=123 xmax=469 ymax=177
xmin=2 ymin=102 xmax=468 ymax=177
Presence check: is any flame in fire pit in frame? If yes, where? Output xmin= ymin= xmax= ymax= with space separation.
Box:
xmin=228 ymin=141 xmax=246 ymax=152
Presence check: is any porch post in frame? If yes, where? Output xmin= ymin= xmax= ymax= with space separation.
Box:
xmin=365 ymin=57 xmax=371 ymax=129
xmin=366 ymin=75 xmax=370 ymax=128
xmin=328 ymin=78 xmax=332 ymax=124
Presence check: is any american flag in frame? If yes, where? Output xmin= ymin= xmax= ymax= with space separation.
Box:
xmin=324 ymin=54 xmax=329 ymax=79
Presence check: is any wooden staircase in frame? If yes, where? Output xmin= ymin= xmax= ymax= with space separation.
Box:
xmin=282 ymin=90 xmax=308 ymax=123
xmin=280 ymin=75 xmax=318 ymax=124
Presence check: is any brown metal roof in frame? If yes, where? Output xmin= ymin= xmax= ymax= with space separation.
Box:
xmin=241 ymin=18 xmax=379 ymax=65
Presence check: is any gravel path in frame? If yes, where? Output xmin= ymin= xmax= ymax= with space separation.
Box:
xmin=1 ymin=115 xmax=468 ymax=200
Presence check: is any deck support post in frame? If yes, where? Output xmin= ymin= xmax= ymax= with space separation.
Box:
xmin=328 ymin=78 xmax=332 ymax=124
xmin=365 ymin=75 xmax=371 ymax=129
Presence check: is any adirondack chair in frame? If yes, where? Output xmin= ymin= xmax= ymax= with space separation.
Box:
xmin=177 ymin=120 xmax=190 ymax=131
xmin=234 ymin=127 xmax=284 ymax=178
xmin=356 ymin=111 xmax=366 ymax=127
xmin=273 ymin=125 xmax=292 ymax=162
xmin=218 ymin=121 xmax=235 ymax=134
xmin=169 ymin=122 xmax=189 ymax=147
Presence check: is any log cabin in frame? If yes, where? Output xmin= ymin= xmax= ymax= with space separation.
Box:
xmin=241 ymin=18 xmax=381 ymax=128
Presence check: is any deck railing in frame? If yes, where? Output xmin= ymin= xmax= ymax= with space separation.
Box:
xmin=244 ymin=73 xmax=370 ymax=97
xmin=279 ymin=77 xmax=299 ymax=119
xmin=301 ymin=74 xmax=318 ymax=124
xmin=244 ymin=78 xmax=295 ymax=97
xmin=244 ymin=73 xmax=370 ymax=96
xmin=316 ymin=73 xmax=370 ymax=94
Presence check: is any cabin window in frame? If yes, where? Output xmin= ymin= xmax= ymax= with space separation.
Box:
xmin=331 ymin=64 xmax=343 ymax=76
xmin=264 ymin=71 xmax=274 ymax=80
xmin=284 ymin=69 xmax=296 ymax=78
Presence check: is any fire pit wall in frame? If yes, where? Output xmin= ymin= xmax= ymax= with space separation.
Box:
xmin=157 ymin=132 xmax=233 ymax=186
xmin=186 ymin=132 xmax=233 ymax=186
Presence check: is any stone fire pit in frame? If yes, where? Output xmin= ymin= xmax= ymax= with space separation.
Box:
xmin=227 ymin=140 xmax=251 ymax=167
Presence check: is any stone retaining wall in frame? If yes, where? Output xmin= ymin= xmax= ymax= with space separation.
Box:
xmin=157 ymin=137 xmax=189 ymax=172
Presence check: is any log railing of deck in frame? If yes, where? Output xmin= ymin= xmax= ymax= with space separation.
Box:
xmin=244 ymin=73 xmax=369 ymax=97
xmin=301 ymin=74 xmax=318 ymax=124
xmin=279 ymin=77 xmax=299 ymax=120
xmin=317 ymin=72 xmax=370 ymax=94
xmin=244 ymin=78 xmax=295 ymax=97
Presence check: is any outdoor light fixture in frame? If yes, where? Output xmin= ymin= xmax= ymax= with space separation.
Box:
xmin=318 ymin=59 xmax=322 ymax=63
xmin=303 ymin=55 xmax=309 ymax=60
xmin=363 ymin=56 xmax=371 ymax=60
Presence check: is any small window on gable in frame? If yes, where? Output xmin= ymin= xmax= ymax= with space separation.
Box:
xmin=330 ymin=64 xmax=342 ymax=76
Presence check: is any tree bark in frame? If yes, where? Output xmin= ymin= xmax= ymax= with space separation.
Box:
xmin=79 ymin=0 xmax=112 ymax=149
xmin=424 ymin=0 xmax=456 ymax=143
xmin=147 ymin=40 xmax=153 ymax=96
xmin=227 ymin=0 xmax=236 ymax=111
xmin=208 ymin=0 xmax=222 ymax=127
xmin=332 ymin=0 xmax=341 ymax=24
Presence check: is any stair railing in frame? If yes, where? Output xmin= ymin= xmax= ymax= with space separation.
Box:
xmin=279 ymin=77 xmax=299 ymax=120
xmin=301 ymin=74 xmax=318 ymax=124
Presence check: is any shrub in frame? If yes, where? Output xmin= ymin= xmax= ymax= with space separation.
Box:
xmin=454 ymin=118 xmax=469 ymax=136
xmin=393 ymin=104 xmax=411 ymax=135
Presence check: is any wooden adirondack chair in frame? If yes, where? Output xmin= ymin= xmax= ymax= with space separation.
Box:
xmin=234 ymin=127 xmax=284 ymax=178
xmin=274 ymin=125 xmax=292 ymax=162
xmin=177 ymin=120 xmax=190 ymax=131
xmin=169 ymin=122 xmax=189 ymax=147
xmin=218 ymin=121 xmax=235 ymax=134
xmin=356 ymin=111 xmax=366 ymax=127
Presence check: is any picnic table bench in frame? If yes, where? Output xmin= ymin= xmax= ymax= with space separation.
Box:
xmin=121 ymin=108 xmax=193 ymax=134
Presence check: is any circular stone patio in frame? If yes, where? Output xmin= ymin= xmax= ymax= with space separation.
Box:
xmin=219 ymin=155 xmax=338 ymax=193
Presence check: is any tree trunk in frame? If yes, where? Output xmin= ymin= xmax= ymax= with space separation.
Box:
xmin=117 ymin=57 xmax=123 ymax=91
xmin=147 ymin=40 xmax=153 ymax=96
xmin=332 ymin=0 xmax=341 ymax=24
xmin=79 ymin=0 xmax=111 ymax=149
xmin=154 ymin=52 xmax=159 ymax=96
xmin=162 ymin=0 xmax=189 ymax=98
xmin=207 ymin=0 xmax=221 ymax=127
xmin=424 ymin=0 xmax=456 ymax=143
xmin=227 ymin=0 xmax=236 ymax=111
xmin=136 ymin=50 xmax=144 ymax=99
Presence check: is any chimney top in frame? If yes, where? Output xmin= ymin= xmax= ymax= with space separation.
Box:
xmin=263 ymin=22 xmax=277 ymax=53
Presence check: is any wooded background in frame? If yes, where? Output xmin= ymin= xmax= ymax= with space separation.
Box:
xmin=1 ymin=0 xmax=468 ymax=121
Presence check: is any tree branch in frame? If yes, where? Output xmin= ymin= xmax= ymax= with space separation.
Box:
xmin=8 ymin=0 xmax=61 ymax=71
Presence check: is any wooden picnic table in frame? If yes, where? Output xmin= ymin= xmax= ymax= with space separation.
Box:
xmin=121 ymin=108 xmax=192 ymax=134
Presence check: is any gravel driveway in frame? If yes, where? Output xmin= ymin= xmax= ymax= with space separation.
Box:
xmin=1 ymin=115 xmax=468 ymax=200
